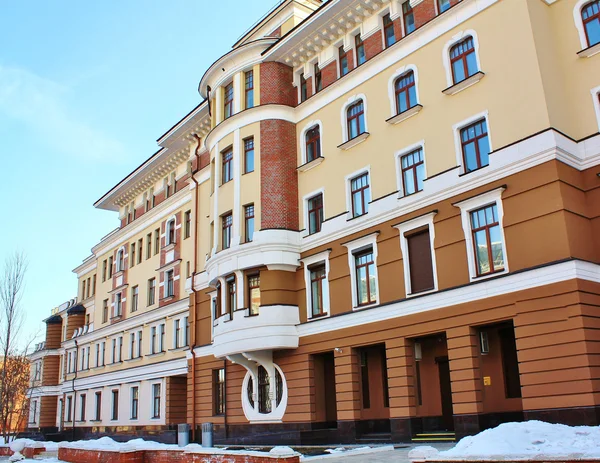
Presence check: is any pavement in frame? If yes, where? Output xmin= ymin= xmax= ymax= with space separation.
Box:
xmin=311 ymin=443 xmax=456 ymax=462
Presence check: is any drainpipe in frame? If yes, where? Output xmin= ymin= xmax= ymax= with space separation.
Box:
xmin=223 ymin=359 xmax=228 ymax=440
xmin=72 ymin=339 xmax=78 ymax=441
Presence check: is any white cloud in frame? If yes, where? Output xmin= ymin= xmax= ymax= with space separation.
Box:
xmin=0 ymin=65 xmax=128 ymax=162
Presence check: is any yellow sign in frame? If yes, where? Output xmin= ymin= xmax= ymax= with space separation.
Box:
xmin=483 ymin=376 xmax=492 ymax=386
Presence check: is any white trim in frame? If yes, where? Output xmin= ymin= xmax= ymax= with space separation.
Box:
xmin=302 ymin=188 xmax=325 ymax=237
xmin=441 ymin=29 xmax=483 ymax=88
xmin=343 ymin=232 xmax=380 ymax=310
xmin=345 ymin=166 xmax=371 ymax=220
xmin=299 ymin=120 xmax=323 ymax=165
xmin=592 ymin=85 xmax=600 ymax=132
xmin=340 ymin=93 xmax=368 ymax=143
xmin=387 ymin=64 xmax=420 ymax=119
xmin=301 ymin=249 xmax=332 ymax=320
xmin=394 ymin=140 xmax=427 ymax=198
xmin=394 ymin=212 xmax=439 ymax=296
xmin=573 ymin=0 xmax=596 ymax=50
xmin=452 ymin=110 xmax=492 ymax=175
xmin=240 ymin=362 xmax=288 ymax=423
xmin=454 ymin=186 xmax=509 ymax=281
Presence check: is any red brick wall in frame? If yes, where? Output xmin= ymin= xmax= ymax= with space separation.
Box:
xmin=260 ymin=62 xmax=296 ymax=107
xmin=414 ymin=0 xmax=437 ymax=28
xmin=320 ymin=61 xmax=337 ymax=89
xmin=364 ymin=31 xmax=383 ymax=60
xmin=0 ymin=447 xmax=45 ymax=458
xmin=260 ymin=120 xmax=299 ymax=231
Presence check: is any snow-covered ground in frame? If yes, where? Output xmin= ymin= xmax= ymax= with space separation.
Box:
xmin=410 ymin=421 xmax=600 ymax=460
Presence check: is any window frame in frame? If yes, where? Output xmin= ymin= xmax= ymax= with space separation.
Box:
xmin=343 ymin=232 xmax=380 ymax=309
xmin=314 ymin=63 xmax=322 ymax=93
xmin=222 ymin=148 xmax=234 ymax=184
xmin=442 ymin=30 xmax=482 ymax=88
xmin=148 ymin=278 xmax=156 ymax=306
xmin=397 ymin=145 xmax=426 ymax=197
xmin=166 ymin=219 xmax=176 ymax=246
xmin=355 ymin=33 xmax=366 ymax=66
xmin=213 ymin=368 xmax=226 ymax=416
xmin=299 ymin=73 xmax=308 ymax=102
xmin=305 ymin=125 xmax=321 ymax=163
xmin=244 ymin=137 xmax=255 ymax=174
xmin=341 ymin=94 xmax=368 ymax=143
xmin=247 ymin=274 xmax=260 ymax=316
xmin=460 ymin=119 xmax=491 ymax=174
xmin=582 ymin=0 xmax=600 ymax=48
xmin=244 ymin=204 xmax=255 ymax=243
xmin=402 ymin=0 xmax=415 ymax=35
xmin=437 ymin=0 xmax=451 ymax=14
xmin=151 ymin=383 xmax=161 ymax=419
xmin=349 ymin=171 xmax=371 ymax=218
xmin=302 ymin=250 xmax=331 ymax=320
xmin=394 ymin=71 xmax=418 ymax=115
xmin=184 ymin=210 xmax=191 ymax=239
xmin=245 ymin=70 xmax=254 ymax=109
xmin=339 ymin=45 xmax=349 ymax=77
xmin=469 ymin=204 xmax=506 ymax=277
xmin=383 ymin=12 xmax=396 ymax=48
xmin=130 ymin=386 xmax=139 ymax=420
xmin=346 ymin=100 xmax=365 ymax=141
xmin=453 ymin=111 xmax=492 ymax=175
xmin=307 ymin=193 xmax=324 ymax=235
xmin=449 ymin=36 xmax=478 ymax=84
xmin=222 ymin=212 xmax=233 ymax=250
xmin=165 ymin=269 xmax=175 ymax=298
xmin=223 ymin=82 xmax=234 ymax=119
xmin=131 ymin=285 xmax=139 ymax=313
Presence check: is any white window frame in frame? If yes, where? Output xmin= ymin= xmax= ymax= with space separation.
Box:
xmin=111 ymin=388 xmax=119 ymax=421
xmin=303 ymin=188 xmax=325 ymax=237
xmin=592 ymin=85 xmax=600 ymax=132
xmin=165 ymin=217 xmax=176 ymax=246
xmin=573 ymin=0 xmax=600 ymax=50
xmin=299 ymin=120 xmax=323 ymax=165
xmin=137 ymin=330 xmax=143 ymax=358
xmin=301 ymin=250 xmax=332 ymax=320
xmin=130 ymin=385 xmax=140 ymax=420
xmin=442 ymin=30 xmax=482 ymax=88
xmin=151 ymin=382 xmax=162 ymax=419
xmin=343 ymin=232 xmax=380 ymax=310
xmin=395 ymin=140 xmax=427 ymax=198
xmin=65 ymin=395 xmax=73 ymax=422
xmin=164 ymin=269 xmax=175 ymax=298
xmin=340 ymin=94 xmax=369 ymax=142
xmin=394 ymin=212 xmax=439 ymax=297
xmin=454 ymin=186 xmax=509 ymax=281
xmin=453 ymin=110 xmax=492 ymax=175
xmin=345 ymin=166 xmax=372 ymax=220
xmin=129 ymin=332 xmax=136 ymax=359
xmin=387 ymin=64 xmax=421 ymax=118
xmin=115 ymin=247 xmax=125 ymax=273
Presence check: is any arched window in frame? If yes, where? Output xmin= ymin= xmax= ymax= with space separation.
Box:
xmin=116 ymin=249 xmax=124 ymax=272
xmin=252 ymin=366 xmax=283 ymax=414
xmin=166 ymin=219 xmax=175 ymax=246
xmin=395 ymin=71 xmax=417 ymax=114
xmin=582 ymin=1 xmax=600 ymax=47
xmin=347 ymin=101 xmax=365 ymax=140
xmin=450 ymin=37 xmax=478 ymax=84
xmin=305 ymin=126 xmax=321 ymax=162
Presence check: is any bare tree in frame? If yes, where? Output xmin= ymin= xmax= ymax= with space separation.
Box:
xmin=0 ymin=252 xmax=30 ymax=442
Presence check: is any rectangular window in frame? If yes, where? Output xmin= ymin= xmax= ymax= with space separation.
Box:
xmin=79 ymin=394 xmax=86 ymax=421
xmin=108 ymin=256 xmax=113 ymax=278
xmin=137 ymin=239 xmax=143 ymax=264
xmin=245 ymin=205 xmax=255 ymax=243
xmin=403 ymin=1 xmax=415 ymax=35
xmin=101 ymin=342 xmax=105 ymax=366
xmin=184 ymin=316 xmax=189 ymax=347
xmin=247 ymin=274 xmax=260 ymax=316
xmin=354 ymin=249 xmax=377 ymax=306
xmin=102 ymin=299 xmax=108 ymax=323
xmin=148 ymin=278 xmax=156 ymax=306
xmin=95 ymin=392 xmax=101 ymax=421
xmin=438 ymin=0 xmax=451 ymax=13
xmin=300 ymin=73 xmax=308 ymax=102
xmin=583 ymin=1 xmax=600 ymax=47
xmin=470 ymin=204 xmax=505 ymax=276
xmin=245 ymin=70 xmax=254 ymax=109
xmin=227 ymin=276 xmax=236 ymax=314
xmin=314 ymin=63 xmax=322 ymax=93
xmin=152 ymin=384 xmax=161 ymax=418
xmin=130 ymin=333 xmax=135 ymax=359
xmin=350 ymin=173 xmax=370 ymax=217
xmin=175 ymin=319 xmax=181 ymax=349
xmin=165 ymin=270 xmax=174 ymax=298
xmin=146 ymin=233 xmax=152 ymax=259
xmin=66 ymin=396 xmax=72 ymax=422
xmin=406 ymin=228 xmax=435 ymax=294
xmin=309 ymin=264 xmax=326 ymax=318
xmin=137 ymin=330 xmax=143 ymax=357
xmin=114 ymin=293 xmax=122 ymax=318
xmin=159 ymin=323 xmax=165 ymax=352
xmin=92 ymin=275 xmax=96 ymax=295
xmin=383 ymin=13 xmax=395 ymax=47
xmin=184 ymin=210 xmax=191 ymax=239
xmin=224 ymin=82 xmax=234 ymax=119
xmin=222 ymin=213 xmax=233 ymax=250
xmin=307 ymin=194 xmax=324 ymax=234
xmin=102 ymin=260 xmax=107 ymax=282
xmin=131 ymin=286 xmax=138 ymax=312
xmin=213 ymin=369 xmax=225 ymax=416
xmin=131 ymin=387 xmax=139 ymax=420
xmin=222 ymin=148 xmax=233 ymax=184
xmin=355 ymin=34 xmax=366 ymax=65
xmin=395 ymin=71 xmax=417 ymax=114
xmin=461 ymin=119 xmax=490 ymax=173
xmin=401 ymin=148 xmax=425 ymax=196
xmin=111 ymin=390 xmax=119 ymax=421
xmin=151 ymin=326 xmax=157 ymax=354
xmin=244 ymin=137 xmax=255 ymax=174
xmin=339 ymin=46 xmax=349 ymax=76
xmin=154 ymin=228 xmax=160 ymax=255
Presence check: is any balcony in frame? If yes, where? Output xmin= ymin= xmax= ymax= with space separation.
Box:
xmin=212 ymin=305 xmax=300 ymax=358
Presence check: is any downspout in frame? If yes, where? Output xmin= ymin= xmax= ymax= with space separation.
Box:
xmin=223 ymin=359 xmax=228 ymax=440
xmin=72 ymin=339 xmax=78 ymax=441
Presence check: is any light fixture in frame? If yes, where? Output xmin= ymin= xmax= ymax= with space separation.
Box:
xmin=334 ymin=347 xmax=342 ymax=353
xmin=414 ymin=342 xmax=422 ymax=361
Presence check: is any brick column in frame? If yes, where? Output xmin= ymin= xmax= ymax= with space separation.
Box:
xmin=386 ymin=338 xmax=417 ymax=441
xmin=321 ymin=61 xmax=337 ymax=89
xmin=334 ymin=349 xmax=361 ymax=443
xmin=412 ymin=0 xmax=437 ymax=28
xmin=447 ymin=326 xmax=483 ymax=438
xmin=364 ymin=31 xmax=383 ymax=60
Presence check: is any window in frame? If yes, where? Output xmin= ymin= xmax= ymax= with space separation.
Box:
xmin=146 ymin=233 xmax=152 ymax=259
xmin=79 ymin=394 xmax=86 ymax=421
xmin=244 ymin=137 xmax=255 ymax=174
xmin=114 ymin=293 xmax=122 ymax=318
xmin=174 ymin=319 xmax=181 ymax=349
xmin=102 ymin=299 xmax=108 ymax=323
xmin=102 ymin=260 xmax=107 ymax=282
xmin=151 ymin=326 xmax=157 ymax=354
xmin=360 ymin=350 xmax=370 ymax=409
xmin=339 ymin=46 xmax=349 ymax=76
xmin=30 ymin=399 xmax=37 ymax=423
xmin=403 ymin=1 xmax=415 ymax=35
xmin=116 ymin=249 xmax=124 ymax=272
xmin=355 ymin=34 xmax=366 ymax=65
xmin=130 ymin=244 xmax=136 ymax=267
xmin=108 ymin=256 xmax=113 ymax=278
xmin=245 ymin=70 xmax=254 ymax=109
xmin=137 ymin=330 xmax=143 ymax=357
xmin=395 ymin=71 xmax=417 ymax=114
xmin=148 ymin=278 xmax=156 ymax=306
xmin=130 ymin=333 xmax=135 ymax=359
xmin=92 ymin=275 xmax=96 ymax=295
xmin=383 ymin=13 xmax=395 ymax=47
xmin=406 ymin=228 xmax=435 ymax=294
xmin=258 ymin=366 xmax=272 ymax=414
xmin=213 ymin=369 xmax=225 ymax=416
xmin=66 ymin=396 xmax=72 ymax=422
xmin=354 ymin=249 xmax=378 ymax=306
xmin=94 ymin=392 xmax=101 ymax=421
xmin=305 ymin=126 xmax=321 ymax=163
xmin=401 ymin=148 xmax=425 ymax=196
xmin=166 ymin=219 xmax=175 ymax=246
xmin=184 ymin=316 xmax=189 ymax=347
xmin=222 ymin=148 xmax=233 ymax=184
xmin=154 ymin=229 xmax=160 ymax=255
xmin=438 ymin=0 xmax=451 ymax=13
xmin=245 ymin=205 xmax=255 ymax=243
xmin=131 ymin=286 xmax=138 ymax=313
xmin=137 ymin=239 xmax=142 ymax=264
xmin=582 ymin=1 xmax=600 ymax=47
xmin=300 ymin=73 xmax=308 ymax=102
xmin=165 ymin=270 xmax=174 ymax=298
xmin=470 ymin=204 xmax=505 ymax=276
xmin=461 ymin=119 xmax=490 ymax=173
xmin=159 ymin=323 xmax=165 ymax=352
xmin=309 ymin=264 xmax=326 ymax=318
xmin=224 ymin=82 xmax=234 ymax=119
xmin=227 ymin=276 xmax=236 ymax=313
xmin=152 ymin=384 xmax=161 ymax=418
xmin=111 ymin=390 xmax=119 ymax=421
xmin=314 ymin=63 xmax=322 ymax=93
xmin=222 ymin=213 xmax=233 ymax=250
xmin=184 ymin=210 xmax=191 ymax=239
xmin=347 ymin=100 xmax=365 ymax=140
xmin=307 ymin=194 xmax=324 ymax=234
xmin=450 ymin=37 xmax=478 ymax=84
xmin=247 ymin=274 xmax=260 ymax=315
xmin=350 ymin=172 xmax=370 ymax=217
xmin=131 ymin=387 xmax=139 ymax=420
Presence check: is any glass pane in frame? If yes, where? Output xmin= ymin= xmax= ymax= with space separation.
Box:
xmin=463 ymin=142 xmax=478 ymax=172
xmin=585 ymin=19 xmax=600 ymax=47
xmin=466 ymin=52 xmax=478 ymax=77
xmin=416 ymin=162 xmax=425 ymax=192
xmin=368 ymin=263 xmax=377 ymax=302
xmin=478 ymin=136 xmax=490 ymax=167
xmin=309 ymin=212 xmax=317 ymax=234
xmin=307 ymin=143 xmax=314 ymax=162
xmin=349 ymin=121 xmax=358 ymax=139
xmin=311 ymin=280 xmax=321 ymax=315
xmin=358 ymin=114 xmax=365 ymax=134
xmin=408 ymin=86 xmax=417 ymax=108
xmin=247 ymin=90 xmax=254 ymax=108
xmin=247 ymin=218 xmax=254 ymax=242
xmin=386 ymin=28 xmax=395 ymax=47
xmin=406 ymin=13 xmax=415 ymax=33
xmin=474 ymin=230 xmax=490 ymax=274
xmin=245 ymin=150 xmax=254 ymax=172
xmin=398 ymin=90 xmax=408 ymax=113
xmin=353 ymin=192 xmax=363 ymax=216
xmin=357 ymin=267 xmax=368 ymax=304
xmin=404 ymin=169 xmax=415 ymax=195
xmin=453 ymin=60 xmax=465 ymax=83
xmin=489 ymin=225 xmax=504 ymax=270
xmin=364 ymin=186 xmax=371 ymax=211
xmin=439 ymin=0 xmax=450 ymax=12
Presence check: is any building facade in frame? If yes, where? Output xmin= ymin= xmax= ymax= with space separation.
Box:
xmin=28 ymin=0 xmax=600 ymax=445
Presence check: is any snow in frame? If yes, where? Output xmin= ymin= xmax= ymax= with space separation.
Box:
xmin=411 ymin=421 xmax=600 ymax=461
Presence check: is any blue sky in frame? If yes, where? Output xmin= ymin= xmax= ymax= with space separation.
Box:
xmin=0 ymin=0 xmax=277 ymax=345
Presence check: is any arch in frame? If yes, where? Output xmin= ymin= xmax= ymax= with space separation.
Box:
xmin=241 ymin=363 xmax=288 ymax=422
xmin=441 ymin=30 xmax=482 ymax=88
xmin=387 ymin=64 xmax=420 ymax=118
xmin=299 ymin=119 xmax=323 ymax=164
xmin=340 ymin=93 xmax=368 ymax=142
xmin=574 ymin=0 xmax=600 ymax=49
xmin=165 ymin=216 xmax=177 ymax=246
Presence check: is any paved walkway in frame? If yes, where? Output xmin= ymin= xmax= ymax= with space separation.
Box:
xmin=314 ymin=443 xmax=456 ymax=462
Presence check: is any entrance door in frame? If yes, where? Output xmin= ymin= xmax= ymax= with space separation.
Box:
xmin=313 ymin=352 xmax=337 ymax=427
xmin=436 ymin=356 xmax=454 ymax=431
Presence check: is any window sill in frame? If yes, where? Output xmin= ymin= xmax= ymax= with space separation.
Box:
xmin=442 ymin=71 xmax=485 ymax=95
xmin=458 ymin=164 xmax=489 ymax=177
xmin=337 ymin=132 xmax=370 ymax=150
xmin=125 ymin=357 xmax=143 ymax=363
xmin=169 ymin=346 xmax=189 ymax=353
xmin=352 ymin=302 xmax=378 ymax=311
xmin=407 ymin=287 xmax=436 ymax=298
xmin=160 ymin=295 xmax=175 ymax=304
xmin=471 ymin=268 xmax=507 ymax=281
xmin=162 ymin=243 xmax=175 ymax=252
xmin=308 ymin=312 xmax=329 ymax=321
xmin=386 ymin=104 xmax=423 ymax=125
xmin=346 ymin=212 xmax=368 ymax=222
xmin=147 ymin=351 xmax=166 ymax=358
xmin=297 ymin=156 xmax=324 ymax=172
xmin=578 ymin=42 xmax=600 ymax=58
